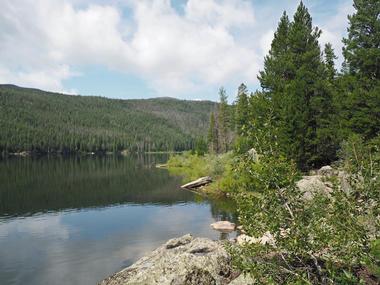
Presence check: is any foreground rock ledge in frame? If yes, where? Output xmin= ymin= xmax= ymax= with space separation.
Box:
xmin=99 ymin=234 xmax=252 ymax=285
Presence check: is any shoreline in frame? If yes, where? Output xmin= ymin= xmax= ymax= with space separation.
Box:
xmin=99 ymin=234 xmax=251 ymax=285
xmin=0 ymin=150 xmax=185 ymax=158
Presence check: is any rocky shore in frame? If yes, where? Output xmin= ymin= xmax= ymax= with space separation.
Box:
xmin=99 ymin=234 xmax=253 ymax=285
xmin=99 ymin=165 xmax=357 ymax=285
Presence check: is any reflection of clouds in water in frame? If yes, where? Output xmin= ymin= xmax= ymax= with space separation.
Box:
xmin=0 ymin=214 xmax=71 ymax=239
xmin=146 ymin=204 xmax=219 ymax=238
xmin=0 ymin=203 xmax=233 ymax=285
xmin=0 ymin=214 xmax=74 ymax=284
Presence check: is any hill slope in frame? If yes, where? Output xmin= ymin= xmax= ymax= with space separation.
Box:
xmin=0 ymin=85 xmax=217 ymax=154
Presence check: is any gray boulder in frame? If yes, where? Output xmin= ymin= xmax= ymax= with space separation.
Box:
xmin=99 ymin=234 xmax=235 ymax=285
xmin=297 ymin=175 xmax=333 ymax=200
xmin=338 ymin=170 xmax=352 ymax=194
xmin=317 ymin=165 xmax=334 ymax=177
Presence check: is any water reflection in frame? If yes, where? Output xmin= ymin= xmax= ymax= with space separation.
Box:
xmin=0 ymin=155 xmax=193 ymax=218
xmin=0 ymin=155 xmax=236 ymax=285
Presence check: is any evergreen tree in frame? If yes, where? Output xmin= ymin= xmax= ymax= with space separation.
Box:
xmin=218 ymin=87 xmax=229 ymax=153
xmin=207 ymin=112 xmax=218 ymax=153
xmin=286 ymin=2 xmax=336 ymax=169
xmin=340 ymin=0 xmax=380 ymax=139
xmin=257 ymin=11 xmax=291 ymax=153
xmin=343 ymin=0 xmax=380 ymax=81
xmin=194 ymin=137 xmax=207 ymax=156
xmin=256 ymin=2 xmax=337 ymax=169
xmin=235 ymin=83 xmax=249 ymax=136
xmin=258 ymin=11 xmax=291 ymax=96
xmin=324 ymin=43 xmax=337 ymax=81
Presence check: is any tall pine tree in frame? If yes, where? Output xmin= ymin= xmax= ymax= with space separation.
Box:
xmin=324 ymin=43 xmax=337 ymax=81
xmin=256 ymin=2 xmax=336 ymax=169
xmin=218 ymin=87 xmax=229 ymax=153
xmin=258 ymin=11 xmax=291 ymax=100
xmin=235 ymin=83 xmax=249 ymax=136
xmin=207 ymin=112 xmax=218 ymax=153
xmin=340 ymin=0 xmax=380 ymax=139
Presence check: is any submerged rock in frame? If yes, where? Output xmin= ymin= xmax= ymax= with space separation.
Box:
xmin=210 ymin=221 xmax=236 ymax=233
xmin=99 ymin=234 xmax=235 ymax=285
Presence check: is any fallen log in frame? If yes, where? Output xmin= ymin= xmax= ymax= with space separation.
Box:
xmin=181 ymin=176 xmax=212 ymax=189
xmin=155 ymin=163 xmax=168 ymax=168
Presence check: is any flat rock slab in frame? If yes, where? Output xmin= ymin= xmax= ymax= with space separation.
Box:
xmin=210 ymin=221 xmax=236 ymax=233
xmin=99 ymin=234 xmax=234 ymax=285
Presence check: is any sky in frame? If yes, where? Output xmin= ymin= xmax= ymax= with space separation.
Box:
xmin=0 ymin=0 xmax=354 ymax=101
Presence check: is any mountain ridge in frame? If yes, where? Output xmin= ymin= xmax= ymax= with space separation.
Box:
xmin=0 ymin=84 xmax=217 ymax=154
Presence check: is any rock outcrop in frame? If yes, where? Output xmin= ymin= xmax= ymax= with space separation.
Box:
xmin=317 ymin=165 xmax=335 ymax=177
xmin=99 ymin=234 xmax=237 ymax=285
xmin=296 ymin=165 xmax=339 ymax=200
xmin=297 ymin=175 xmax=333 ymax=200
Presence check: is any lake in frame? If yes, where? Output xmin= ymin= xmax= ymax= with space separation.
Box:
xmin=0 ymin=155 xmax=236 ymax=285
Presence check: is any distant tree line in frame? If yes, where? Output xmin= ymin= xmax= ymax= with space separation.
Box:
xmin=0 ymin=85 xmax=216 ymax=155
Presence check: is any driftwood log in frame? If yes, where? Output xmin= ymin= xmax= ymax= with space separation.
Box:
xmin=181 ymin=176 xmax=212 ymax=189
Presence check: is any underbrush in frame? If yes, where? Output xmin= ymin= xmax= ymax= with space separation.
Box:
xmin=229 ymin=135 xmax=380 ymax=284
xmin=167 ymin=151 xmax=235 ymax=195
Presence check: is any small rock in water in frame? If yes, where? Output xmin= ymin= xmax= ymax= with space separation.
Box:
xmin=210 ymin=221 xmax=235 ymax=232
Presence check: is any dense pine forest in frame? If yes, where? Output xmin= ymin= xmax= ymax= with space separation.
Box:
xmin=0 ymin=84 xmax=217 ymax=155
xmin=170 ymin=1 xmax=380 ymax=284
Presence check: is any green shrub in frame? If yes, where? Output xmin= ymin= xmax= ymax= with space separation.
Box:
xmin=230 ymin=136 xmax=380 ymax=284
xmin=167 ymin=151 xmax=234 ymax=188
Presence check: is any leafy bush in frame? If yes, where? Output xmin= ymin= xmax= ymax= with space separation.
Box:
xmin=229 ymin=134 xmax=380 ymax=284
xmin=167 ymin=151 xmax=234 ymax=190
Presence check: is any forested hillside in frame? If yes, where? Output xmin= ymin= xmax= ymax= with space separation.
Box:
xmin=0 ymin=85 xmax=217 ymax=154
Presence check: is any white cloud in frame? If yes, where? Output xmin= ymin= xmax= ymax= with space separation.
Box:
xmin=318 ymin=1 xmax=354 ymax=65
xmin=125 ymin=0 xmax=260 ymax=93
xmin=0 ymin=0 xmax=353 ymax=98
xmin=260 ymin=30 xmax=274 ymax=56
xmin=0 ymin=0 xmax=261 ymax=96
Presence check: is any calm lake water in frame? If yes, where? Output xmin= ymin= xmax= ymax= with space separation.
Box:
xmin=0 ymin=155 xmax=236 ymax=285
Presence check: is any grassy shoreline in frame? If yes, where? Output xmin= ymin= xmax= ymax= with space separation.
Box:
xmin=167 ymin=151 xmax=235 ymax=197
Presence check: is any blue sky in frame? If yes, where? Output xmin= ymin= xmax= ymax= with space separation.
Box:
xmin=0 ymin=0 xmax=353 ymax=102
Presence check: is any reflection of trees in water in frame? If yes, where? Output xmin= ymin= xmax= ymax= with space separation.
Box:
xmin=193 ymin=194 xmax=237 ymax=223
xmin=209 ymin=198 xmax=238 ymax=223
xmin=0 ymin=155 xmax=193 ymax=218
xmin=134 ymin=153 xmax=170 ymax=168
